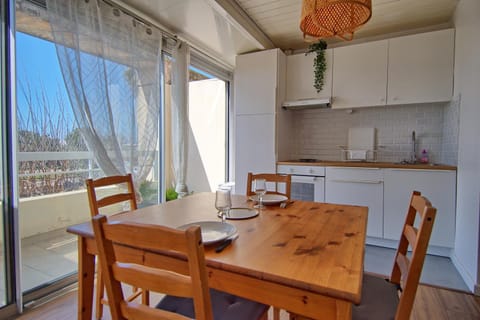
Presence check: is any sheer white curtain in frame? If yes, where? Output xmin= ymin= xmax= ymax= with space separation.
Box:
xmin=46 ymin=0 xmax=162 ymax=191
xmin=171 ymin=41 xmax=190 ymax=197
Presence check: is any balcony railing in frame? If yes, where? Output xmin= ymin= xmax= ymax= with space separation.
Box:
xmin=17 ymin=151 xmax=101 ymax=198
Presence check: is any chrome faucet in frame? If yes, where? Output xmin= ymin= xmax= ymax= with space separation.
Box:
xmin=410 ymin=131 xmax=417 ymax=163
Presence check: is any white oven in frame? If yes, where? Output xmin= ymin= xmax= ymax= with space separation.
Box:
xmin=277 ymin=165 xmax=325 ymax=202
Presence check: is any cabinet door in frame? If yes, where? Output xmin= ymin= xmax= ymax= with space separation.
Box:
xmin=325 ymin=167 xmax=384 ymax=237
xmin=234 ymin=49 xmax=278 ymax=115
xmin=234 ymin=114 xmax=276 ymax=195
xmin=286 ymin=49 xmax=333 ymax=101
xmin=383 ymin=169 xmax=456 ymax=248
xmin=332 ymin=40 xmax=388 ymax=109
xmin=387 ymin=29 xmax=454 ymax=105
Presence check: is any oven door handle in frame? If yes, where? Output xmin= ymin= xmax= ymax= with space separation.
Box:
xmin=291 ymin=176 xmax=323 ymax=183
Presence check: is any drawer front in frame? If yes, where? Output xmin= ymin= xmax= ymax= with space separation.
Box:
xmin=277 ymin=165 xmax=325 ymax=176
xmin=326 ymin=167 xmax=383 ymax=182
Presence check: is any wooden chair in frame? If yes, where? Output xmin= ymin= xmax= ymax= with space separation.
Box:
xmin=246 ymin=172 xmax=291 ymax=199
xmin=352 ymin=190 xmax=437 ymax=320
xmin=86 ymin=174 xmax=148 ymax=319
xmin=289 ymin=191 xmax=437 ymax=320
xmin=92 ymin=214 xmax=269 ymax=320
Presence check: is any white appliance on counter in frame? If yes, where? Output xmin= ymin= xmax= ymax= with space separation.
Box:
xmin=339 ymin=127 xmax=377 ymax=161
xmin=277 ymin=164 xmax=325 ymax=202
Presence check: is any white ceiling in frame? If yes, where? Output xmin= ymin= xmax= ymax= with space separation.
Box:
xmin=106 ymin=0 xmax=459 ymax=67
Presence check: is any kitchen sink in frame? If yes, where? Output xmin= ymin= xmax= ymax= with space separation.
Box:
xmin=395 ymin=160 xmax=439 ymax=166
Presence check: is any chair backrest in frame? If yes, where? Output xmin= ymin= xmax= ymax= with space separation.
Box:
xmin=390 ymin=190 xmax=436 ymax=320
xmin=246 ymin=172 xmax=291 ymax=199
xmin=86 ymin=174 xmax=137 ymax=217
xmin=92 ymin=215 xmax=213 ymax=320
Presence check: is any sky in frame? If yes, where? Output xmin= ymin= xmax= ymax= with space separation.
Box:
xmin=15 ymin=32 xmax=74 ymax=132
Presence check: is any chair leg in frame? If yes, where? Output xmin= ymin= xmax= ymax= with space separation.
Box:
xmin=142 ymin=289 xmax=150 ymax=306
xmin=95 ymin=268 xmax=104 ymax=320
xmin=258 ymin=307 xmax=268 ymax=320
xmin=289 ymin=313 xmax=312 ymax=320
xmin=273 ymin=307 xmax=281 ymax=320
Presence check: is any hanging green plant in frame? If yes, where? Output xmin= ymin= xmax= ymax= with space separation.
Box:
xmin=306 ymin=40 xmax=328 ymax=93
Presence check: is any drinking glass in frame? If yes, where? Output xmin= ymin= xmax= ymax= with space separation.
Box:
xmin=253 ymin=179 xmax=267 ymax=209
xmin=215 ymin=188 xmax=232 ymax=222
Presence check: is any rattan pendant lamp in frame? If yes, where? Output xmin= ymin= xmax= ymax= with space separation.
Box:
xmin=300 ymin=0 xmax=372 ymax=41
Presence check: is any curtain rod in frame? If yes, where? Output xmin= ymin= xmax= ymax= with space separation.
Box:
xmin=25 ymin=0 xmax=177 ymax=41
xmin=24 ymin=0 xmax=233 ymax=71
xmin=104 ymin=0 xmax=177 ymax=40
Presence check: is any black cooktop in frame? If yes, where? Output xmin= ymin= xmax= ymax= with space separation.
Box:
xmin=298 ymin=158 xmax=319 ymax=163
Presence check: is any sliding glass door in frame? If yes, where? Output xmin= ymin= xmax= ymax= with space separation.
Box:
xmin=0 ymin=0 xmax=6 ymax=309
xmin=1 ymin=0 xmax=21 ymax=317
xmin=163 ymin=55 xmax=230 ymax=195
xmin=0 ymin=135 xmax=5 ymax=310
xmin=187 ymin=67 xmax=228 ymax=191
xmin=15 ymin=0 xmax=163 ymax=300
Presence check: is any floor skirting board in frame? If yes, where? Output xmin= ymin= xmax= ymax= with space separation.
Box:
xmin=450 ymin=251 xmax=477 ymax=294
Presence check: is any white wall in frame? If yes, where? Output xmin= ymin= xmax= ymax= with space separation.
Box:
xmin=452 ymin=0 xmax=480 ymax=293
xmin=19 ymin=187 xmax=122 ymax=238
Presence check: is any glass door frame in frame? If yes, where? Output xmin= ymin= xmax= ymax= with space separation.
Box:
xmin=1 ymin=2 xmax=79 ymax=317
xmin=1 ymin=0 xmax=21 ymax=317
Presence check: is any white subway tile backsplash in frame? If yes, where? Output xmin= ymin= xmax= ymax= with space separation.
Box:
xmin=287 ymin=102 xmax=458 ymax=165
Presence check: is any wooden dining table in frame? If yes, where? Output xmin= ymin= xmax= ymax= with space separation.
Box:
xmin=67 ymin=192 xmax=368 ymax=320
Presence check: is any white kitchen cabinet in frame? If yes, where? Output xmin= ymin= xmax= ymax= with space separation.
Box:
xmin=234 ymin=49 xmax=287 ymax=195
xmin=325 ymin=167 xmax=384 ymax=238
xmin=285 ymin=49 xmax=333 ymax=101
xmin=234 ymin=49 xmax=278 ymax=115
xmin=387 ymin=29 xmax=454 ymax=105
xmin=235 ymin=114 xmax=276 ymax=194
xmin=383 ymin=169 xmax=456 ymax=248
xmin=332 ymin=40 xmax=388 ymax=109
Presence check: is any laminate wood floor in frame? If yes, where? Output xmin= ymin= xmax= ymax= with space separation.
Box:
xmin=13 ymin=284 xmax=480 ymax=320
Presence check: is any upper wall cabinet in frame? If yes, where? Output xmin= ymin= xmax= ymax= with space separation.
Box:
xmin=332 ymin=40 xmax=388 ymax=109
xmin=285 ymin=49 xmax=333 ymax=101
xmin=387 ymin=29 xmax=454 ymax=105
xmin=234 ymin=49 xmax=279 ymax=115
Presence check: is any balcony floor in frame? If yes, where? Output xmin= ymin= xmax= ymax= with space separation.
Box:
xmin=0 ymin=227 xmax=470 ymax=304
xmin=21 ymin=228 xmax=78 ymax=291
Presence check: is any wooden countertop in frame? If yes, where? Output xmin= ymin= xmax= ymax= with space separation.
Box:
xmin=277 ymin=160 xmax=457 ymax=171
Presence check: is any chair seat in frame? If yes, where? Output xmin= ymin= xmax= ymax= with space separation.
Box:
xmin=157 ymin=288 xmax=269 ymax=320
xmin=352 ymin=273 xmax=399 ymax=320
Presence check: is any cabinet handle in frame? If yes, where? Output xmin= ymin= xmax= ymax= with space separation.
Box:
xmin=329 ymin=179 xmax=383 ymax=184
xmin=337 ymin=167 xmax=381 ymax=170
xmin=388 ymin=169 xmax=443 ymax=173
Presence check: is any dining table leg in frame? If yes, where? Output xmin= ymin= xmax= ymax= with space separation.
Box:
xmin=77 ymin=236 xmax=95 ymax=320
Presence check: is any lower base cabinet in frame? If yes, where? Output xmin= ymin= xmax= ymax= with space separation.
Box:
xmin=325 ymin=167 xmax=384 ymax=238
xmin=324 ymin=167 xmax=456 ymax=250
xmin=383 ymin=169 xmax=456 ymax=248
